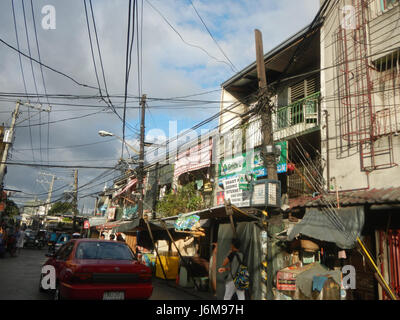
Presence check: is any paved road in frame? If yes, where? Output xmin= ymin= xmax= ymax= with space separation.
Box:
xmin=0 ymin=248 xmax=213 ymax=300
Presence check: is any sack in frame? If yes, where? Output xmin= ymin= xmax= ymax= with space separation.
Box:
xmin=232 ymin=253 xmax=250 ymax=290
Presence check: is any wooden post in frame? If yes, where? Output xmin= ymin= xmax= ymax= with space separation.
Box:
xmin=224 ymin=199 xmax=237 ymax=238
xmin=143 ymin=215 xmax=168 ymax=280
xmin=255 ymin=29 xmax=279 ymax=300
xmin=161 ymin=221 xmax=200 ymax=291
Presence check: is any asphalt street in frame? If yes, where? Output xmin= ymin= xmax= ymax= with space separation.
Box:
xmin=0 ymin=247 xmax=214 ymax=300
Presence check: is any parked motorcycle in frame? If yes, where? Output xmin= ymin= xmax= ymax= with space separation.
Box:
xmin=24 ymin=234 xmax=45 ymax=249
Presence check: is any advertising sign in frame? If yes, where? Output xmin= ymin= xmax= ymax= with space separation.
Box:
xmin=83 ymin=220 xmax=90 ymax=229
xmin=222 ymin=175 xmax=251 ymax=207
xmin=218 ymin=142 xmax=287 ymax=181
xmin=174 ymin=139 xmax=213 ymax=177
xmin=174 ymin=214 xmax=200 ymax=231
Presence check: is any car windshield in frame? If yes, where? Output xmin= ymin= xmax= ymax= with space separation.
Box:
xmin=75 ymin=242 xmax=135 ymax=261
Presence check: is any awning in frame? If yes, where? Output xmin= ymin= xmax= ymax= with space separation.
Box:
xmin=287 ymin=206 xmax=365 ymax=249
xmin=111 ymin=218 xmax=141 ymax=233
xmin=114 ymin=179 xmax=137 ymax=198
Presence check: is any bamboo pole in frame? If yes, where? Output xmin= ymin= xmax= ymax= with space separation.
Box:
xmin=161 ymin=221 xmax=200 ymax=291
xmin=357 ymin=237 xmax=398 ymax=300
xmin=143 ymin=216 xmax=168 ymax=280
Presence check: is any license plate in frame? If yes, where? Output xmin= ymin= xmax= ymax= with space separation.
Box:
xmin=103 ymin=291 xmax=125 ymax=300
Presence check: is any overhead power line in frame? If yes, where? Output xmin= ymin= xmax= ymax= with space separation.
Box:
xmin=188 ymin=0 xmax=238 ymax=72
xmin=1 ymin=161 xmax=115 ymax=170
xmin=145 ymin=0 xmax=236 ymax=73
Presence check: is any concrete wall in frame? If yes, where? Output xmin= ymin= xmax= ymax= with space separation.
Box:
xmin=321 ymin=0 xmax=400 ymax=191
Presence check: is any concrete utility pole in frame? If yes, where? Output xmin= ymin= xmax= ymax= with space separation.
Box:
xmin=0 ymin=101 xmax=20 ymax=188
xmin=138 ymin=94 xmax=146 ymax=219
xmin=72 ymin=169 xmax=78 ymax=232
xmin=255 ymin=29 xmax=279 ymax=301
xmin=37 ymin=172 xmax=56 ymax=225
xmin=0 ymin=101 xmax=50 ymax=189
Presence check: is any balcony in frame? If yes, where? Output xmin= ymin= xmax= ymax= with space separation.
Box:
xmin=274 ymin=92 xmax=321 ymax=141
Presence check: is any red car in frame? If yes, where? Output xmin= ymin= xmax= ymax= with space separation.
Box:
xmin=40 ymin=239 xmax=153 ymax=300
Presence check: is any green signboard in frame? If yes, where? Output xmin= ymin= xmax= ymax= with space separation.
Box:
xmin=218 ymin=141 xmax=287 ymax=181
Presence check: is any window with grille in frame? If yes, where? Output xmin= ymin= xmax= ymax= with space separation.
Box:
xmin=288 ymin=75 xmax=320 ymax=125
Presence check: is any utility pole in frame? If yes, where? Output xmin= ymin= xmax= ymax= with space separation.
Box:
xmin=255 ymin=29 xmax=278 ymax=181
xmin=72 ymin=169 xmax=78 ymax=232
xmin=0 ymin=101 xmax=20 ymax=188
xmin=255 ymin=29 xmax=279 ymax=301
xmin=37 ymin=172 xmax=56 ymax=226
xmin=138 ymin=94 xmax=146 ymax=219
xmin=0 ymin=101 xmax=50 ymax=189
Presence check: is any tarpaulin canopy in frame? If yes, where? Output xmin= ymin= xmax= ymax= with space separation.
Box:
xmin=111 ymin=219 xmax=141 ymax=233
xmin=216 ymin=222 xmax=264 ymax=300
xmin=288 ymin=206 xmax=365 ymax=249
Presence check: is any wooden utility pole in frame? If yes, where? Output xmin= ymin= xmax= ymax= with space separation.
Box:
xmin=138 ymin=94 xmax=146 ymax=219
xmin=0 ymin=101 xmax=20 ymax=188
xmin=255 ymin=29 xmax=278 ymax=181
xmin=72 ymin=169 xmax=78 ymax=232
xmin=255 ymin=29 xmax=279 ymax=300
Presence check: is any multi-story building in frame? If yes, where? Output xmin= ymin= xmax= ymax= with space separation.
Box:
xmin=217 ymin=0 xmax=400 ymax=300
xmin=317 ymin=0 xmax=400 ymax=300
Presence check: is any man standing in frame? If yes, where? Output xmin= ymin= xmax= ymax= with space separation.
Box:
xmin=15 ymin=226 xmax=25 ymax=255
xmin=218 ymin=238 xmax=245 ymax=300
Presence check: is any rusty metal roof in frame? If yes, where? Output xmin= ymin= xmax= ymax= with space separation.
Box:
xmin=289 ymin=187 xmax=400 ymax=209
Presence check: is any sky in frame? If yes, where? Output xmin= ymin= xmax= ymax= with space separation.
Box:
xmin=0 ymin=0 xmax=320 ymax=213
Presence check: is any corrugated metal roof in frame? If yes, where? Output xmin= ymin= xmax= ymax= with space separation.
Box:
xmin=289 ymin=187 xmax=400 ymax=209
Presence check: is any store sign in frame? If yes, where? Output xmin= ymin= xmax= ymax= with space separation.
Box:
xmin=216 ymin=191 xmax=225 ymax=205
xmin=174 ymin=214 xmax=200 ymax=231
xmin=83 ymin=220 xmax=90 ymax=229
xmin=107 ymin=207 xmax=116 ymax=220
xmin=222 ymin=175 xmax=251 ymax=207
xmin=218 ymin=142 xmax=287 ymax=181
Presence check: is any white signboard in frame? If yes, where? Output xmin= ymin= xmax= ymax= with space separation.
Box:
xmin=268 ymin=183 xmax=277 ymax=206
xmin=223 ymin=176 xmax=250 ymax=207
xmin=251 ymin=183 xmax=266 ymax=206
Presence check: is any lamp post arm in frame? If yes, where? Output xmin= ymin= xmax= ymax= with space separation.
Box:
xmin=113 ymin=134 xmax=140 ymax=154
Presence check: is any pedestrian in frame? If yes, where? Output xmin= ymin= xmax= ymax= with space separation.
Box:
xmin=100 ymin=233 xmax=105 ymax=240
xmin=0 ymin=226 xmax=6 ymax=258
xmin=218 ymin=238 xmax=246 ymax=300
xmin=72 ymin=232 xmax=81 ymax=239
xmin=116 ymin=233 xmax=125 ymax=242
xmin=110 ymin=234 xmax=115 ymax=241
xmin=6 ymin=227 xmax=17 ymax=257
xmin=15 ymin=227 xmax=25 ymax=255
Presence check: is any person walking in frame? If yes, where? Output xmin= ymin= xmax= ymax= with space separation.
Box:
xmin=116 ymin=233 xmax=125 ymax=242
xmin=15 ymin=227 xmax=25 ymax=255
xmin=218 ymin=238 xmax=245 ymax=300
xmin=6 ymin=227 xmax=17 ymax=257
